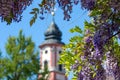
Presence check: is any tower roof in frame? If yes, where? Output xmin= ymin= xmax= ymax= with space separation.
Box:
xmin=40 ymin=21 xmax=64 ymax=47
xmin=44 ymin=21 xmax=62 ymax=40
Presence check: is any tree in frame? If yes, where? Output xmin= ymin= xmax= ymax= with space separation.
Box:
xmin=0 ymin=30 xmax=39 ymax=80
xmin=38 ymin=64 xmax=49 ymax=80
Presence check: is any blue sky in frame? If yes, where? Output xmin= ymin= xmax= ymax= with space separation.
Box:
xmin=0 ymin=0 xmax=90 ymax=79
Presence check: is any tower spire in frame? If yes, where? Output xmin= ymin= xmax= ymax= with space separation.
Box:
xmin=51 ymin=10 xmax=55 ymax=22
xmin=51 ymin=0 xmax=55 ymax=22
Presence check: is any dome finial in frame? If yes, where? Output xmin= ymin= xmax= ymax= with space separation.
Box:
xmin=51 ymin=0 xmax=56 ymax=22
xmin=51 ymin=10 xmax=55 ymax=22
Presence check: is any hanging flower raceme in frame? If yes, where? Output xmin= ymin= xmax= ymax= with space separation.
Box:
xmin=105 ymin=52 xmax=120 ymax=80
xmin=81 ymin=0 xmax=96 ymax=10
xmin=0 ymin=0 xmax=32 ymax=24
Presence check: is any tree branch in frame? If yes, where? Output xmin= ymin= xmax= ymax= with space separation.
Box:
xmin=108 ymin=30 xmax=120 ymax=40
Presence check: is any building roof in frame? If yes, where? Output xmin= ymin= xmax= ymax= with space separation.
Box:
xmin=44 ymin=21 xmax=62 ymax=40
xmin=40 ymin=21 xmax=64 ymax=47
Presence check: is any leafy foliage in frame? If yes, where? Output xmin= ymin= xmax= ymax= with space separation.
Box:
xmin=38 ymin=64 xmax=49 ymax=80
xmin=59 ymin=26 xmax=85 ymax=78
xmin=30 ymin=8 xmax=39 ymax=26
xmin=0 ymin=30 xmax=39 ymax=80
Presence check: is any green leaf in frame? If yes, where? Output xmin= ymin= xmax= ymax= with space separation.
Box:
xmin=30 ymin=11 xmax=35 ymax=14
xmin=69 ymin=26 xmax=82 ymax=33
xmin=93 ymin=73 xmax=96 ymax=78
xmin=72 ymin=76 xmax=77 ymax=80
xmin=30 ymin=16 xmax=35 ymax=26
xmin=32 ymin=8 xmax=39 ymax=14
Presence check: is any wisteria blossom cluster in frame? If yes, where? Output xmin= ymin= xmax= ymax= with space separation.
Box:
xmin=78 ymin=29 xmax=105 ymax=80
xmin=39 ymin=0 xmax=79 ymax=21
xmin=0 ymin=0 xmax=32 ymax=24
xmin=105 ymin=52 xmax=120 ymax=80
xmin=73 ymin=28 xmax=120 ymax=80
xmin=79 ymin=0 xmax=120 ymax=80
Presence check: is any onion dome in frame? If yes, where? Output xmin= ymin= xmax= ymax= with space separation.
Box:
xmin=44 ymin=21 xmax=62 ymax=40
xmin=40 ymin=21 xmax=64 ymax=46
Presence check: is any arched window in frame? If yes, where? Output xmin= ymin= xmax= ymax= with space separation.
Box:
xmin=44 ymin=60 xmax=48 ymax=69
xmin=59 ymin=50 xmax=62 ymax=54
xmin=58 ymin=64 xmax=62 ymax=71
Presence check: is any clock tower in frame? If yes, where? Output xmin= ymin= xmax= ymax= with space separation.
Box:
xmin=39 ymin=21 xmax=67 ymax=80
